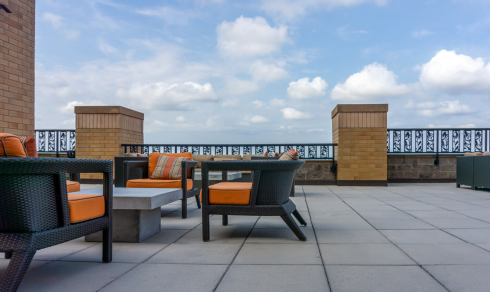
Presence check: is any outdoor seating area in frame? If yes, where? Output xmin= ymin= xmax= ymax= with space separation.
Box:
xmin=2 ymin=183 xmax=490 ymax=291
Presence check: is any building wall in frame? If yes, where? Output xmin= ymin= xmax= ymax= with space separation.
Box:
xmin=295 ymin=160 xmax=336 ymax=184
xmin=388 ymin=154 xmax=458 ymax=181
xmin=0 ymin=0 xmax=35 ymax=136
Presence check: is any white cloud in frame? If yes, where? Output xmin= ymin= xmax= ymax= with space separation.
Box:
xmin=250 ymin=115 xmax=270 ymax=123
xmin=249 ymin=60 xmax=289 ymax=81
xmin=99 ymin=40 xmax=119 ymax=55
xmin=260 ymin=0 xmax=389 ymax=22
xmin=287 ymin=77 xmax=328 ymax=99
xmin=270 ymin=98 xmax=286 ymax=107
xmin=223 ymin=78 xmax=259 ymax=95
xmin=216 ymin=16 xmax=290 ymax=57
xmin=427 ymin=124 xmax=451 ymax=128
xmin=137 ymin=6 xmax=196 ymax=25
xmin=58 ymin=100 xmax=106 ymax=114
xmin=337 ymin=26 xmax=368 ymax=41
xmin=418 ymin=100 xmax=473 ymax=117
xmin=281 ymin=107 xmax=312 ymax=120
xmin=117 ymin=82 xmax=218 ymax=111
xmin=331 ymin=63 xmax=411 ymax=101
xmin=458 ymin=124 xmax=477 ymax=128
xmin=176 ymin=116 xmax=186 ymax=122
xmin=252 ymin=100 xmax=266 ymax=108
xmin=419 ymin=50 xmax=490 ymax=94
xmin=412 ymin=29 xmax=435 ymax=37
xmin=43 ymin=12 xmax=63 ymax=28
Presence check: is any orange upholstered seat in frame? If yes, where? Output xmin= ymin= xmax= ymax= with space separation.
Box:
xmin=126 ymin=178 xmax=193 ymax=190
xmin=201 ymin=182 xmax=252 ymax=205
xmin=66 ymin=181 xmax=81 ymax=193
xmin=68 ymin=194 xmax=105 ymax=223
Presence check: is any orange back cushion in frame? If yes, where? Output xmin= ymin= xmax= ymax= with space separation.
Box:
xmin=149 ymin=152 xmax=193 ymax=178
xmin=0 ymin=133 xmax=27 ymax=157
xmin=19 ymin=136 xmax=37 ymax=157
xmin=151 ymin=155 xmax=189 ymax=180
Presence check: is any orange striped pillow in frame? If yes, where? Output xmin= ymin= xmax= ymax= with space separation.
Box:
xmin=151 ymin=155 xmax=189 ymax=180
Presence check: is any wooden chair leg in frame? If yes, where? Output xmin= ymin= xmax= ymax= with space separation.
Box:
xmin=222 ymin=215 xmax=228 ymax=226
xmin=292 ymin=210 xmax=307 ymax=226
xmin=195 ymin=195 xmax=201 ymax=209
xmin=102 ymin=228 xmax=112 ymax=263
xmin=1 ymin=250 xmax=36 ymax=292
xmin=280 ymin=213 xmax=307 ymax=241
xmin=202 ymin=212 xmax=210 ymax=242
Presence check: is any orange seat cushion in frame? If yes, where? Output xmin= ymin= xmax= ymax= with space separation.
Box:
xmin=149 ymin=152 xmax=193 ymax=178
xmin=126 ymin=178 xmax=193 ymax=190
xmin=201 ymin=182 xmax=252 ymax=205
xmin=0 ymin=133 xmax=26 ymax=157
xmin=68 ymin=194 xmax=105 ymax=223
xmin=66 ymin=181 xmax=80 ymax=193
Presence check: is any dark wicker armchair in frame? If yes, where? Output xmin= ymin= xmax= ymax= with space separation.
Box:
xmin=0 ymin=158 xmax=113 ymax=292
xmin=201 ymin=160 xmax=307 ymax=242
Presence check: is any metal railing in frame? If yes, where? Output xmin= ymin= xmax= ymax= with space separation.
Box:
xmin=122 ymin=143 xmax=337 ymax=161
xmin=387 ymin=128 xmax=490 ymax=164
xmin=35 ymin=129 xmax=76 ymax=157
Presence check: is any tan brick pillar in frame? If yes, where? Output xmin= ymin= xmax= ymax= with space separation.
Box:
xmin=332 ymin=104 xmax=388 ymax=186
xmin=75 ymin=106 xmax=144 ymax=181
xmin=0 ymin=0 xmax=36 ymax=136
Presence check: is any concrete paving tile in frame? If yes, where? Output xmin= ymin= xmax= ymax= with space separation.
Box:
xmin=357 ymin=211 xmax=435 ymax=230
xmin=60 ymin=242 xmax=167 ymax=263
xmin=419 ymin=217 xmax=490 ymax=229
xmin=140 ymin=229 xmax=189 ymax=244
xmin=327 ymin=266 xmax=447 ymax=292
xmin=315 ymin=230 xmax=390 ymax=244
xmin=216 ymin=265 xmax=330 ymax=292
xmin=100 ymin=264 xmax=227 ymax=292
xmin=454 ymin=209 xmax=490 ymax=222
xmin=17 ymin=261 xmax=135 ymax=292
xmin=0 ymin=259 xmax=51 ymax=282
xmin=33 ymin=238 xmax=98 ymax=261
xmin=246 ymin=228 xmax=316 ymax=244
xmin=160 ymin=210 xmax=203 ymax=229
xmin=424 ymin=265 xmax=490 ymax=292
xmin=443 ymin=228 xmax=490 ymax=243
xmin=147 ymin=243 xmax=241 ymax=264
xmin=320 ymin=244 xmax=416 ymax=265
xmin=234 ymin=244 xmax=322 ymax=265
xmin=381 ymin=230 xmax=465 ymax=244
xmin=176 ymin=227 xmax=250 ymax=244
xmin=254 ymin=215 xmax=312 ymax=229
xmin=397 ymin=243 xmax=490 ymax=265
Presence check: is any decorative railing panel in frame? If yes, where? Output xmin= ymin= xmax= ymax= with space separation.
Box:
xmin=122 ymin=143 xmax=337 ymax=160
xmin=387 ymin=128 xmax=490 ymax=154
xmin=35 ymin=130 xmax=76 ymax=156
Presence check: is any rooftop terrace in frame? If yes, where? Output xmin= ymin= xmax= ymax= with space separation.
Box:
xmin=2 ymin=183 xmax=490 ymax=292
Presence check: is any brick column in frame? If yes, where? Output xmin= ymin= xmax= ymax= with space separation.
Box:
xmin=0 ymin=0 xmax=36 ymax=136
xmin=75 ymin=106 xmax=144 ymax=181
xmin=332 ymin=104 xmax=388 ymax=186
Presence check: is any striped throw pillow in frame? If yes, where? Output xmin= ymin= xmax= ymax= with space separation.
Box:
xmin=279 ymin=149 xmax=299 ymax=160
xmin=151 ymin=155 xmax=189 ymax=180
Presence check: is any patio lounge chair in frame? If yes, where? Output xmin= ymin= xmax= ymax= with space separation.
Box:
xmin=201 ymin=160 xmax=307 ymax=241
xmin=124 ymin=152 xmax=200 ymax=219
xmin=0 ymin=158 xmax=113 ymax=292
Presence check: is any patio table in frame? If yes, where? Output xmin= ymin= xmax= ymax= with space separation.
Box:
xmin=71 ymin=187 xmax=182 ymax=243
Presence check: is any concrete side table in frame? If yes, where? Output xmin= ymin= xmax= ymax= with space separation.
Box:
xmin=72 ymin=187 xmax=182 ymax=243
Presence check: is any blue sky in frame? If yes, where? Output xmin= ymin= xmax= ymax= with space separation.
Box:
xmin=36 ymin=0 xmax=490 ymax=143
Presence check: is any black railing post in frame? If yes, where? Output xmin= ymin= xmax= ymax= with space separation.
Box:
xmin=331 ymin=146 xmax=336 ymax=172
xmin=434 ymin=130 xmax=439 ymax=165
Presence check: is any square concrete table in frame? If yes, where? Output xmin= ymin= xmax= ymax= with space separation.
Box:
xmin=194 ymin=172 xmax=242 ymax=181
xmin=71 ymin=187 xmax=182 ymax=243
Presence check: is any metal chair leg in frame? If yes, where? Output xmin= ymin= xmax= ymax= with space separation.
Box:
xmin=182 ymin=195 xmax=188 ymax=219
xmin=222 ymin=215 xmax=228 ymax=226
xmin=102 ymin=228 xmax=112 ymax=263
xmin=280 ymin=213 xmax=307 ymax=241
xmin=195 ymin=195 xmax=201 ymax=209
xmin=202 ymin=212 xmax=210 ymax=242
xmin=4 ymin=251 xmax=12 ymax=259
xmin=292 ymin=210 xmax=307 ymax=226
xmin=1 ymin=250 xmax=36 ymax=292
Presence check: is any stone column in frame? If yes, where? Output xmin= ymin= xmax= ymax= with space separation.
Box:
xmin=75 ymin=106 xmax=144 ymax=181
xmin=0 ymin=0 xmax=36 ymax=136
xmin=332 ymin=104 xmax=388 ymax=186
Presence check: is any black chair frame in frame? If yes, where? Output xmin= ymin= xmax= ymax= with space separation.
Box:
xmin=0 ymin=158 xmax=113 ymax=292
xmin=123 ymin=160 xmax=200 ymax=218
xmin=201 ymin=160 xmax=307 ymax=242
